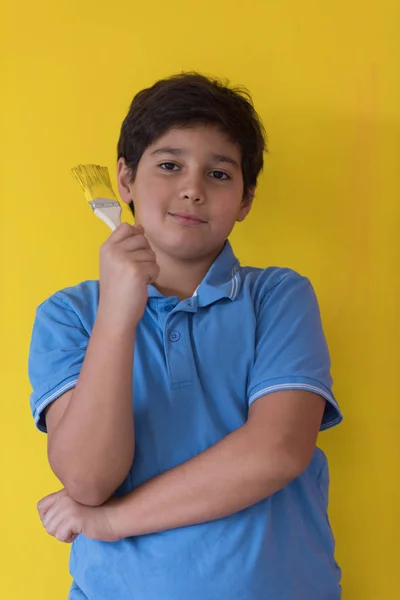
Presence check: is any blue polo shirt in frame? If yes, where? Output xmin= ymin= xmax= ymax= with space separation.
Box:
xmin=29 ymin=241 xmax=343 ymax=600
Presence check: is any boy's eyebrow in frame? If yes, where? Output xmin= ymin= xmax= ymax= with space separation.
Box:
xmin=211 ymin=154 xmax=240 ymax=169
xmin=151 ymin=147 xmax=185 ymax=157
xmin=151 ymin=147 xmax=240 ymax=169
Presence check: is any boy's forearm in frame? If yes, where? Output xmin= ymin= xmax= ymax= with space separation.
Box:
xmin=108 ymin=422 xmax=301 ymax=537
xmin=48 ymin=311 xmax=136 ymax=506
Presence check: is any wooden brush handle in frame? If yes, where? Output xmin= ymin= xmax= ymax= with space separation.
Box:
xmin=94 ymin=207 xmax=122 ymax=231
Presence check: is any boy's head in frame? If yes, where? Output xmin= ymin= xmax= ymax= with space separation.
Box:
xmin=117 ymin=73 xmax=266 ymax=262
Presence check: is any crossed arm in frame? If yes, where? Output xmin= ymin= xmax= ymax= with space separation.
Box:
xmin=38 ymin=388 xmax=325 ymax=543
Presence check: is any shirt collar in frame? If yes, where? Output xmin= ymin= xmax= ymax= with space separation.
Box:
xmin=147 ymin=241 xmax=241 ymax=306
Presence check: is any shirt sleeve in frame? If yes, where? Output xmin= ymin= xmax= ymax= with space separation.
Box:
xmin=28 ymin=294 xmax=90 ymax=432
xmin=247 ymin=271 xmax=342 ymax=430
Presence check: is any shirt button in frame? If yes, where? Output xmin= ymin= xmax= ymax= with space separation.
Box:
xmin=169 ymin=331 xmax=180 ymax=342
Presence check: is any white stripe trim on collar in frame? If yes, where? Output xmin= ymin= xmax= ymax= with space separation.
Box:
xmin=229 ymin=266 xmax=240 ymax=300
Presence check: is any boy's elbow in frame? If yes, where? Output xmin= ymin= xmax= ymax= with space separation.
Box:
xmin=65 ymin=482 xmax=111 ymax=507
xmin=48 ymin=448 xmax=133 ymax=507
xmin=256 ymin=447 xmax=312 ymax=494
xmin=273 ymin=449 xmax=312 ymax=485
xmin=58 ymin=472 xmax=118 ymax=506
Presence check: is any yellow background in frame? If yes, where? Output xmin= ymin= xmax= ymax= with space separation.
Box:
xmin=1 ymin=1 xmax=398 ymax=598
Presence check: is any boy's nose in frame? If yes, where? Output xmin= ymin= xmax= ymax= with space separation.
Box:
xmin=179 ymin=176 xmax=206 ymax=203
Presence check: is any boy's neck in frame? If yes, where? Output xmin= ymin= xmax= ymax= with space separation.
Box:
xmin=153 ymin=247 xmax=222 ymax=301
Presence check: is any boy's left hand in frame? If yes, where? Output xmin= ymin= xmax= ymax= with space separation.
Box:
xmin=37 ymin=489 xmax=121 ymax=543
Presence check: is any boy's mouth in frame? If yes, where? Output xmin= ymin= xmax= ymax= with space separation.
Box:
xmin=169 ymin=212 xmax=207 ymax=226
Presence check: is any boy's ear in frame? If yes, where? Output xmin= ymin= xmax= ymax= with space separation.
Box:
xmin=117 ymin=158 xmax=133 ymax=205
xmin=237 ymin=187 xmax=255 ymax=222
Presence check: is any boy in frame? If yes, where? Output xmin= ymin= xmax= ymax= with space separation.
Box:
xmin=29 ymin=73 xmax=342 ymax=599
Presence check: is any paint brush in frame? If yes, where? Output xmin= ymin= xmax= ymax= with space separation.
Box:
xmin=71 ymin=164 xmax=122 ymax=231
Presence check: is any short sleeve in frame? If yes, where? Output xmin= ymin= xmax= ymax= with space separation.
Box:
xmin=247 ymin=272 xmax=342 ymax=430
xmin=28 ymin=294 xmax=90 ymax=432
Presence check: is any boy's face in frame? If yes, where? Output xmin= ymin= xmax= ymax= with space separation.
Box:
xmin=117 ymin=125 xmax=253 ymax=262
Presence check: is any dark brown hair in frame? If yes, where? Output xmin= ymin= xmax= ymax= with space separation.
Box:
xmin=117 ymin=72 xmax=267 ymax=216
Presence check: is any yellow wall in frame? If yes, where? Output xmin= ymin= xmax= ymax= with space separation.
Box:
xmin=1 ymin=1 xmax=398 ymax=598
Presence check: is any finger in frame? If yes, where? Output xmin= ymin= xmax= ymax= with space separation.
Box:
xmin=40 ymin=494 xmax=68 ymax=529
xmin=109 ymin=223 xmax=144 ymax=242
xmin=119 ymin=236 xmax=153 ymax=253
xmin=41 ymin=502 xmax=60 ymax=529
xmin=37 ymin=489 xmax=66 ymax=516
xmin=103 ymin=230 xmax=151 ymax=256
xmin=55 ymin=520 xmax=76 ymax=544
xmin=115 ymin=260 xmax=159 ymax=285
xmin=141 ymin=261 xmax=160 ymax=284
xmin=123 ymin=250 xmax=157 ymax=264
xmin=43 ymin=511 xmax=64 ymax=538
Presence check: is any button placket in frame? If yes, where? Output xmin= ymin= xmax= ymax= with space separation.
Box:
xmin=164 ymin=313 xmax=194 ymax=387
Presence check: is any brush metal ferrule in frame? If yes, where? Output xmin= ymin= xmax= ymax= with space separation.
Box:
xmin=89 ymin=198 xmax=120 ymax=210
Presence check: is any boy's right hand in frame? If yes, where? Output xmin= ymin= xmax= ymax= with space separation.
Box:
xmin=98 ymin=223 xmax=160 ymax=329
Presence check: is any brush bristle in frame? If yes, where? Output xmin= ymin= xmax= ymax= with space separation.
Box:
xmin=71 ymin=164 xmax=117 ymax=203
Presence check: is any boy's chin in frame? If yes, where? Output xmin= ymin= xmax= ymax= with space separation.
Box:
xmin=159 ymin=238 xmax=223 ymax=262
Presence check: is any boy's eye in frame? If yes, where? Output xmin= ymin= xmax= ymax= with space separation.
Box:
xmin=160 ymin=162 xmax=179 ymax=171
xmin=209 ymin=170 xmax=229 ymax=180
